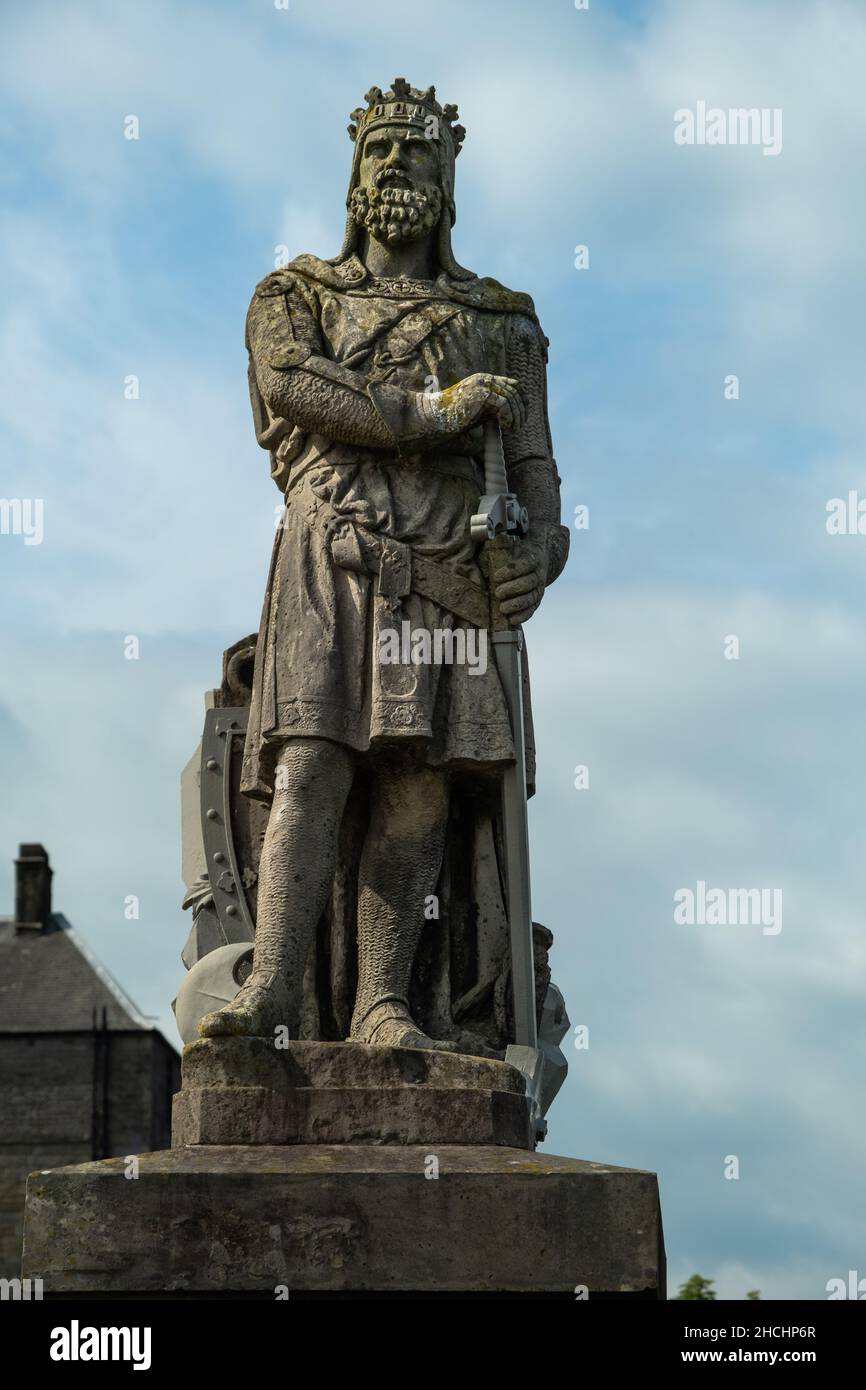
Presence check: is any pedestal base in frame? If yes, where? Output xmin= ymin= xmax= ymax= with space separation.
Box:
xmin=172 ymin=1038 xmax=533 ymax=1149
xmin=23 ymin=1145 xmax=665 ymax=1298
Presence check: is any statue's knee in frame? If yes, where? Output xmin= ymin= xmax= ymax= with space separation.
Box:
xmin=273 ymin=738 xmax=352 ymax=800
xmin=378 ymin=786 xmax=449 ymax=841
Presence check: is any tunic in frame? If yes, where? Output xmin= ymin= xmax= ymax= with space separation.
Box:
xmin=240 ymin=253 xmax=555 ymax=800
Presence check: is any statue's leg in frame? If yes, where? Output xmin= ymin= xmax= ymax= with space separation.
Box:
xmin=199 ymin=737 xmax=355 ymax=1039
xmin=350 ymin=759 xmax=457 ymax=1051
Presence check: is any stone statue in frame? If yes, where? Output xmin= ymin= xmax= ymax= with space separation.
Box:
xmin=195 ymin=79 xmax=569 ymax=1067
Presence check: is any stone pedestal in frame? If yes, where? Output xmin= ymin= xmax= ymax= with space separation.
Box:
xmin=21 ymin=1037 xmax=665 ymax=1298
xmin=172 ymin=1037 xmax=533 ymax=1149
xmin=23 ymin=1145 xmax=664 ymax=1298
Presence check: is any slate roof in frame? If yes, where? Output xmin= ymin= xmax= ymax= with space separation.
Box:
xmin=0 ymin=914 xmax=148 ymax=1032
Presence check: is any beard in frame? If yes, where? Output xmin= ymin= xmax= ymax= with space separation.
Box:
xmin=351 ymin=178 xmax=444 ymax=245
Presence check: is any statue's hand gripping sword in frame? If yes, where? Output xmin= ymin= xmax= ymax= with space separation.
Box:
xmin=470 ymin=418 xmax=546 ymax=1142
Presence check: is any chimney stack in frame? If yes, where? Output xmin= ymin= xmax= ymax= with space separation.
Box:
xmin=14 ymin=843 xmax=53 ymax=929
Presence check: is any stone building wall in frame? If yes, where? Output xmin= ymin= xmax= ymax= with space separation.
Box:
xmin=0 ymin=1030 xmax=180 ymax=1277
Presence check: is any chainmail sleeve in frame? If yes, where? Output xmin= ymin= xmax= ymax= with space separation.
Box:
xmin=503 ymin=313 xmax=570 ymax=586
xmin=246 ymin=273 xmax=427 ymax=450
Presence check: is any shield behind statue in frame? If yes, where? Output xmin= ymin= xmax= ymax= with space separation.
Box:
xmin=175 ymin=636 xmax=267 ymax=1037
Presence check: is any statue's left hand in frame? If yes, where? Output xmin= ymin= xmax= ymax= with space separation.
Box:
xmin=493 ymin=542 xmax=547 ymax=625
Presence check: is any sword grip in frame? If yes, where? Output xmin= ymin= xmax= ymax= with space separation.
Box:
xmin=483 ymin=417 xmax=508 ymax=495
xmin=487 ymin=532 xmax=518 ymax=633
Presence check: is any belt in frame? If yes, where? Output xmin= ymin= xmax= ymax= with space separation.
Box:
xmin=295 ymin=490 xmax=491 ymax=629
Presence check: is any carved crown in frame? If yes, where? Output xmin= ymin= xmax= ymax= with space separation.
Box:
xmin=348 ymin=78 xmax=466 ymax=156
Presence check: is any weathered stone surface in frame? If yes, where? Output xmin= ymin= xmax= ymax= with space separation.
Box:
xmin=171 ymin=1038 xmax=532 ymax=1147
xmin=173 ymin=1084 xmax=531 ymax=1149
xmin=23 ymin=1145 xmax=665 ymax=1297
xmin=182 ymin=1036 xmax=524 ymax=1093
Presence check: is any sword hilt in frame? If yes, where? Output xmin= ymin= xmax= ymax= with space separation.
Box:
xmin=469 ymin=418 xmax=529 ymax=545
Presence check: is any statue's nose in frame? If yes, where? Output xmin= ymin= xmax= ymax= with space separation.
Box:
xmin=382 ymin=141 xmax=409 ymax=171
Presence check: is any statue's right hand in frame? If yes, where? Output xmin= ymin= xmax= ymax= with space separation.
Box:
xmin=416 ymin=373 xmax=527 ymax=436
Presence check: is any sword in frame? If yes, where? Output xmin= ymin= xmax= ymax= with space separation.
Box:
xmin=470 ymin=418 xmax=547 ymax=1142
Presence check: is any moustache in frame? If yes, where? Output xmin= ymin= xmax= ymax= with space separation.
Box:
xmin=374 ymin=170 xmax=416 ymax=191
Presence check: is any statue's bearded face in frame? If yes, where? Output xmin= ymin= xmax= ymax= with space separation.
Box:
xmin=352 ymin=126 xmax=444 ymax=245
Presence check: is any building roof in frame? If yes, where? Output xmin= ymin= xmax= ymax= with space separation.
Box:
xmin=0 ymin=914 xmax=148 ymax=1032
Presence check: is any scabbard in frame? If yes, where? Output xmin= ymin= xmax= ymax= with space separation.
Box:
xmin=488 ymin=534 xmax=538 ymax=1051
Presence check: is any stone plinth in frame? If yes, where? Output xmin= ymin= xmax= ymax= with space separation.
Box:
xmin=172 ymin=1038 xmax=532 ymax=1149
xmin=23 ymin=1145 xmax=665 ymax=1298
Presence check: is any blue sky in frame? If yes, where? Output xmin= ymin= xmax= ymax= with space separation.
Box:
xmin=2 ymin=0 xmax=865 ymax=1299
